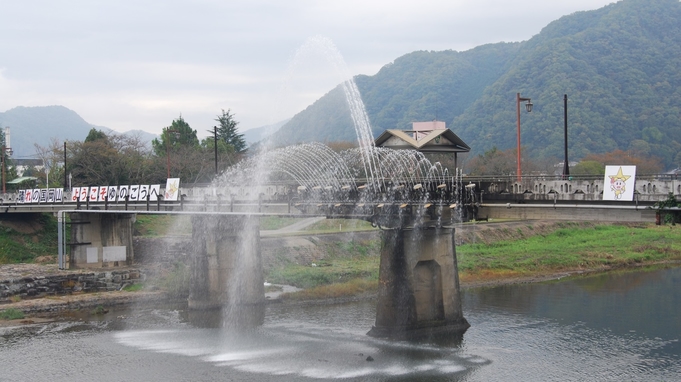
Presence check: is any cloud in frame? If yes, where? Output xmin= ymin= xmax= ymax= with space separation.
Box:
xmin=0 ymin=0 xmax=616 ymax=137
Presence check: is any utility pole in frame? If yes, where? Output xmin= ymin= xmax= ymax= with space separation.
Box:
xmin=516 ymin=93 xmax=533 ymax=183
xmin=64 ymin=142 xmax=68 ymax=190
xmin=563 ymin=94 xmax=570 ymax=178
xmin=214 ymin=126 xmax=218 ymax=175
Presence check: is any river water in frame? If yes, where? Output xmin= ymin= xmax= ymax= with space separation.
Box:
xmin=2 ymin=266 xmax=680 ymax=381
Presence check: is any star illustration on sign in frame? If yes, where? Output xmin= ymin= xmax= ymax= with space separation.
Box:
xmin=609 ymin=167 xmax=631 ymax=183
xmin=608 ymin=166 xmax=632 ymax=200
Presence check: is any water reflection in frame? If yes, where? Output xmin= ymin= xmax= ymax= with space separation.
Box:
xmin=2 ymin=266 xmax=679 ymax=381
xmin=461 ymin=266 xmax=681 ymax=381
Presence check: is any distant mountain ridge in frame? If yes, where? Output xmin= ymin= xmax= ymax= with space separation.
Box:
xmin=0 ymin=106 xmax=157 ymax=157
xmin=242 ymin=119 xmax=289 ymax=145
xmin=269 ymin=0 xmax=681 ymax=169
xmin=4 ymin=0 xmax=680 ymax=170
xmin=0 ymin=106 xmax=93 ymax=157
xmin=0 ymin=104 xmax=284 ymax=158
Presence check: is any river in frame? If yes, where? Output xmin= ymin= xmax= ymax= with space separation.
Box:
xmin=1 ymin=266 xmax=679 ymax=381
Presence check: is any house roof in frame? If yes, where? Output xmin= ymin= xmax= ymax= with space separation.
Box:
xmin=374 ymin=129 xmax=471 ymax=153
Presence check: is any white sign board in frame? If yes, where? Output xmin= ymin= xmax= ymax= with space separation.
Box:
xmin=103 ymin=246 xmax=127 ymax=262
xmin=86 ymin=247 xmax=99 ymax=263
xmin=164 ymin=178 xmax=181 ymax=201
xmin=603 ymin=165 xmax=636 ymax=201
xmin=17 ymin=183 xmax=162 ymax=204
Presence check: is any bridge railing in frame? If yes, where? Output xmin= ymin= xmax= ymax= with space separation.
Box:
xmin=1 ymin=172 xmax=679 ymax=211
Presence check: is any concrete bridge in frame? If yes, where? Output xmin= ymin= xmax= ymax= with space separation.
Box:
xmin=4 ymin=173 xmax=679 ymax=339
xmin=53 ymin=203 xmax=469 ymax=339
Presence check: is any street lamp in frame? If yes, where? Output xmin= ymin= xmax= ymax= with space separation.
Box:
xmin=562 ymin=94 xmax=570 ymax=178
xmin=165 ymin=128 xmax=180 ymax=178
xmin=516 ymin=93 xmax=533 ymax=183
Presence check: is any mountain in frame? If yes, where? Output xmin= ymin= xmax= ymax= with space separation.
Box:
xmin=0 ymin=106 xmax=95 ymax=158
xmin=451 ymin=0 xmax=681 ymax=167
xmin=269 ymin=0 xmax=681 ymax=169
xmin=242 ymin=119 xmax=289 ymax=146
xmin=0 ymin=106 xmax=159 ymax=157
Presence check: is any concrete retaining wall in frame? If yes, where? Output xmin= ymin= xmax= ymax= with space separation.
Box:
xmin=479 ymin=205 xmax=656 ymax=222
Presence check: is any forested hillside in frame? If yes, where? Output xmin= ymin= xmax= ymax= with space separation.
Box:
xmin=269 ymin=0 xmax=681 ymax=170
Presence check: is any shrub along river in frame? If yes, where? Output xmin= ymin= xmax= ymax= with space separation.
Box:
xmin=2 ymin=265 xmax=679 ymax=381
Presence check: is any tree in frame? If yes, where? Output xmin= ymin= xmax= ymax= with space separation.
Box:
xmin=213 ymin=109 xmax=246 ymax=153
xmin=69 ymin=130 xmax=155 ymax=186
xmin=85 ymin=128 xmax=108 ymax=143
xmin=571 ymin=160 xmax=605 ymax=176
xmin=577 ymin=149 xmax=663 ymax=175
xmin=34 ymin=138 xmax=65 ymax=187
xmin=465 ymin=147 xmax=516 ymax=176
xmin=152 ymin=116 xmax=200 ymax=156
xmin=151 ymin=116 xmax=231 ymax=184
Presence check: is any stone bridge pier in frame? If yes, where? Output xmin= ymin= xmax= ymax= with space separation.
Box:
xmin=368 ymin=226 xmax=470 ymax=339
xmin=188 ymin=215 xmax=265 ymax=325
xmin=69 ymin=212 xmax=135 ymax=268
xmin=186 ymin=213 xmax=467 ymax=337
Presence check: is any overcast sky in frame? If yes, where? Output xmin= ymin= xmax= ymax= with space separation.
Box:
xmin=0 ymin=0 xmax=616 ymax=138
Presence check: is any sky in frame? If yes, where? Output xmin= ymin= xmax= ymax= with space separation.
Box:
xmin=0 ymin=0 xmax=616 ymax=138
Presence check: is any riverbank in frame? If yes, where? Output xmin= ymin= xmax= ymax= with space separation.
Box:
xmin=2 ymin=260 xmax=680 ymax=327
xmin=3 ymin=220 xmax=681 ymax=325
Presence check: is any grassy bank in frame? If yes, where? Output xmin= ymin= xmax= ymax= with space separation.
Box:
xmin=268 ymin=223 xmax=681 ymax=299
xmin=0 ymin=214 xmax=59 ymax=264
xmin=457 ymin=223 xmax=681 ymax=283
xmin=134 ymin=215 xmax=192 ymax=236
xmin=266 ymin=240 xmax=380 ymax=300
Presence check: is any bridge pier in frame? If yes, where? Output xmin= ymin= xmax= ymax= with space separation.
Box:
xmin=69 ymin=212 xmax=135 ymax=268
xmin=188 ymin=215 xmax=265 ymax=325
xmin=368 ymin=226 xmax=469 ymax=339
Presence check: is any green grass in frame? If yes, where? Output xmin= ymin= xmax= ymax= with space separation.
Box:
xmin=269 ymin=223 xmax=681 ymax=299
xmin=266 ymin=240 xmax=380 ymax=289
xmin=457 ymin=224 xmax=681 ymax=276
xmin=122 ymin=283 xmax=144 ymax=292
xmin=0 ymin=213 xmax=59 ymax=264
xmin=280 ymin=278 xmax=377 ymax=301
xmin=0 ymin=308 xmax=25 ymax=320
xmin=133 ymin=215 xmax=191 ymax=237
xmin=260 ymin=217 xmax=302 ymax=230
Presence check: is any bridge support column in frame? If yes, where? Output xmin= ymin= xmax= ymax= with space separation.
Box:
xmin=368 ymin=226 xmax=469 ymax=339
xmin=69 ymin=212 xmax=135 ymax=268
xmin=188 ymin=215 xmax=265 ymax=325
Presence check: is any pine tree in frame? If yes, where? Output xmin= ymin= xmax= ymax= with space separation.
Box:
xmin=214 ymin=109 xmax=246 ymax=152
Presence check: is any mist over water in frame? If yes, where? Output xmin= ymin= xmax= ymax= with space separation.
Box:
xmin=3 ymin=267 xmax=678 ymax=381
